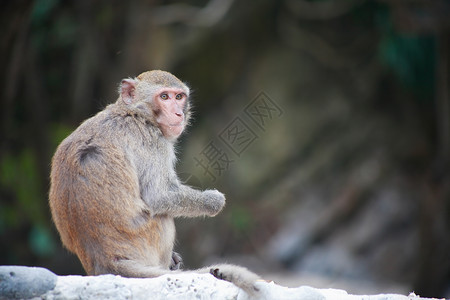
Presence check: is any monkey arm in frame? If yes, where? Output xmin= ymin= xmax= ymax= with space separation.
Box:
xmin=177 ymin=185 xmax=226 ymax=217
xmin=143 ymin=183 xmax=225 ymax=218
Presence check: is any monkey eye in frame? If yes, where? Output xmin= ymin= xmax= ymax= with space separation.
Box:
xmin=160 ymin=93 xmax=169 ymax=100
xmin=175 ymin=94 xmax=183 ymax=100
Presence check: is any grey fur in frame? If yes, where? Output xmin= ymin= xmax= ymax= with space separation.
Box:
xmin=49 ymin=70 xmax=260 ymax=295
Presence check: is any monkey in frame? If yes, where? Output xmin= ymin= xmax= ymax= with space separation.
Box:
xmin=49 ymin=70 xmax=260 ymax=294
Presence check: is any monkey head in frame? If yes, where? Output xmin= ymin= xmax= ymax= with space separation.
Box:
xmin=119 ymin=70 xmax=191 ymax=140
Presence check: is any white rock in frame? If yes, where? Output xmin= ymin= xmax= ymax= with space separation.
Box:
xmin=39 ymin=272 xmax=431 ymax=300
xmin=0 ymin=266 xmax=434 ymax=300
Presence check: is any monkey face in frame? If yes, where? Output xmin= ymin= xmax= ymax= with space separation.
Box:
xmin=119 ymin=70 xmax=191 ymax=141
xmin=153 ymin=88 xmax=188 ymax=139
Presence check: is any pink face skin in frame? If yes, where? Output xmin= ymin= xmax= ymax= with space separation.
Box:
xmin=120 ymin=79 xmax=188 ymax=140
xmin=153 ymin=88 xmax=187 ymax=139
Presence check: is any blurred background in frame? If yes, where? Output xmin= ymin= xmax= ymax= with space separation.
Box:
xmin=1 ymin=0 xmax=449 ymax=297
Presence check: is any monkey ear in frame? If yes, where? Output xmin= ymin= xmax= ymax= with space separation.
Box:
xmin=120 ymin=79 xmax=137 ymax=105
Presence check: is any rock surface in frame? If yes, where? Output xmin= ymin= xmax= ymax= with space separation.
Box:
xmin=0 ymin=266 xmax=57 ymax=299
xmin=0 ymin=266 xmax=438 ymax=300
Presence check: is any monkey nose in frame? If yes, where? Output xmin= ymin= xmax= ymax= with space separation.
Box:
xmin=175 ymin=112 xmax=183 ymax=117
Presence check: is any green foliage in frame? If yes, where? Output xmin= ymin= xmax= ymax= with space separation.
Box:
xmin=29 ymin=225 xmax=57 ymax=257
xmin=229 ymin=206 xmax=254 ymax=232
xmin=0 ymin=123 xmax=73 ymax=258
xmin=31 ymin=0 xmax=59 ymax=25
xmin=52 ymin=12 xmax=78 ymax=47
xmin=0 ymin=148 xmax=57 ymax=258
xmin=50 ymin=123 xmax=74 ymax=149
xmin=0 ymin=150 xmax=45 ymax=225
xmin=377 ymin=11 xmax=436 ymax=99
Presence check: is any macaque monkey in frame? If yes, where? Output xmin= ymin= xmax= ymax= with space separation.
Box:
xmin=49 ymin=70 xmax=260 ymax=294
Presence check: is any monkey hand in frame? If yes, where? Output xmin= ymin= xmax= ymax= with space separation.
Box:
xmin=200 ymin=189 xmax=226 ymax=216
xmin=170 ymin=251 xmax=183 ymax=270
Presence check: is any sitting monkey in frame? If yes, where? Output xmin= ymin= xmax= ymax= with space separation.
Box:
xmin=49 ymin=70 xmax=260 ymax=294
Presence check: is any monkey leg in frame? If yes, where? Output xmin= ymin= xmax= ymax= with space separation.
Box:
xmin=101 ymin=258 xmax=259 ymax=295
xmin=196 ymin=264 xmax=260 ymax=295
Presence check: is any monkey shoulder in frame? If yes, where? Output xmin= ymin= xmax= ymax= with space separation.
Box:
xmin=72 ymin=107 xmax=142 ymax=146
xmin=54 ymin=105 xmax=169 ymax=181
xmin=55 ymin=110 xmax=128 ymax=167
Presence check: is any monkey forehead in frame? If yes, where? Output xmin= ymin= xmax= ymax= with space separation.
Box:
xmin=137 ymin=70 xmax=189 ymax=94
xmin=138 ymin=84 xmax=189 ymax=98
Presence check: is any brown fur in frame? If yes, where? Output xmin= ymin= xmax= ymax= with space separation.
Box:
xmin=49 ymin=70 xmax=260 ymax=294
